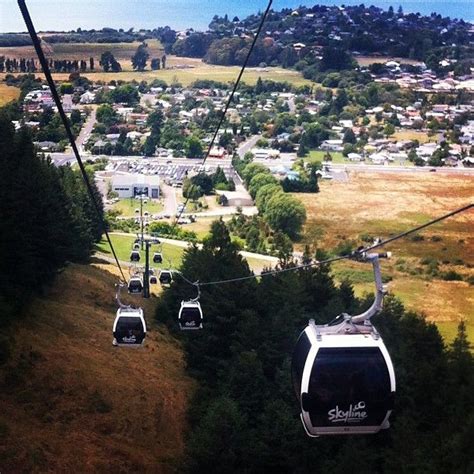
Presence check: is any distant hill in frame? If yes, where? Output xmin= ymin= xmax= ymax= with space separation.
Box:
xmin=0 ymin=262 xmax=194 ymax=472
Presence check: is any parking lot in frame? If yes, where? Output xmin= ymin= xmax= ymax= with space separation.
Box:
xmin=124 ymin=159 xmax=236 ymax=185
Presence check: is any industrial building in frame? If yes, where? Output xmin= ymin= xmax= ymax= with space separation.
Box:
xmin=110 ymin=173 xmax=160 ymax=198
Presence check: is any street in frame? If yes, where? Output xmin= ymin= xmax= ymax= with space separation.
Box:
xmin=161 ymin=182 xmax=178 ymax=216
xmin=237 ymin=135 xmax=261 ymax=158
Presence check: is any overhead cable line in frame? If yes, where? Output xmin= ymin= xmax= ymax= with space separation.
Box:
xmin=177 ymin=203 xmax=473 ymax=287
xmin=357 ymin=202 xmax=473 ymax=253
xmin=18 ymin=0 xmax=127 ymax=282
xmin=172 ymin=0 xmax=273 ymax=229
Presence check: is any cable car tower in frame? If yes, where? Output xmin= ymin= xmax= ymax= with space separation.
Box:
xmin=292 ymin=252 xmax=396 ymax=436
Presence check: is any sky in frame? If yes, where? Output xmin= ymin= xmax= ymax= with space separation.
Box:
xmin=1 ymin=0 xmax=473 ymax=33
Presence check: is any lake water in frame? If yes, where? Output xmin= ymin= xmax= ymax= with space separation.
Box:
xmin=1 ymin=0 xmax=473 ymax=33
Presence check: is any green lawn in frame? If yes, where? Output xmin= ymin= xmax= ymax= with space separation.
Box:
xmin=111 ymin=198 xmax=163 ymax=217
xmin=304 ymin=150 xmax=346 ymax=164
xmin=96 ymin=234 xmax=185 ymax=269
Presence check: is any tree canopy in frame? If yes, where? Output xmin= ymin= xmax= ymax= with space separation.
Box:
xmin=131 ymin=43 xmax=149 ymax=71
xmin=155 ymin=221 xmax=474 ymax=474
xmin=99 ymin=51 xmax=122 ymax=72
xmin=0 ymin=113 xmax=103 ymax=324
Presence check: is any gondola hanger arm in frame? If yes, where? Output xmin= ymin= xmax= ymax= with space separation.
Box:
xmin=351 ymin=252 xmax=391 ymax=324
xmin=115 ymin=283 xmax=130 ymax=309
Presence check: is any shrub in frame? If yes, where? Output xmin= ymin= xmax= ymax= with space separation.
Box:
xmin=440 ymin=271 xmax=463 ymax=281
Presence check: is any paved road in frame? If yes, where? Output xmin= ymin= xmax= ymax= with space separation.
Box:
xmin=49 ymin=107 xmax=97 ymax=166
xmin=75 ymin=106 xmax=97 ymax=153
xmin=237 ymin=135 xmax=261 ymax=158
xmin=161 ymin=182 xmax=178 ymax=216
xmin=287 ymin=96 xmax=296 ymax=114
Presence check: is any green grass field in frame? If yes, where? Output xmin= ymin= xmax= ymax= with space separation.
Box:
xmin=304 ymin=150 xmax=346 ymax=164
xmin=96 ymin=231 xmax=279 ymax=278
xmin=96 ymin=234 xmax=185 ymax=269
xmin=111 ymin=198 xmax=163 ymax=217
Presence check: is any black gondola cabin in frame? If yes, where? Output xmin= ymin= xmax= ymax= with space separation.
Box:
xmin=159 ymin=270 xmax=173 ymax=285
xmin=292 ymin=322 xmax=395 ymax=436
xmin=128 ymin=276 xmax=143 ymax=294
xmin=178 ymin=301 xmax=203 ymax=330
xmin=112 ymin=307 xmax=146 ymax=347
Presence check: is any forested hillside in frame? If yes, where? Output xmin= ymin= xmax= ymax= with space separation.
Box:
xmin=157 ymin=220 xmax=473 ymax=473
xmin=0 ymin=113 xmax=102 ymax=328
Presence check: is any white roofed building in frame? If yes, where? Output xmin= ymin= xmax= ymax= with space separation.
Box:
xmin=111 ymin=173 xmax=160 ymax=199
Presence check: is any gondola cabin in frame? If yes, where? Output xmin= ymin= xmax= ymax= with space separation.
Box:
xmin=153 ymin=252 xmax=163 ymax=264
xmin=130 ymin=250 xmax=140 ymax=262
xmin=113 ymin=307 xmax=146 ymax=347
xmin=150 ymin=275 xmax=158 ymax=285
xmin=178 ymin=301 xmax=203 ymax=330
xmin=133 ymin=243 xmax=140 ymax=250
xmin=292 ymin=321 xmax=395 ymax=436
xmin=159 ymin=270 xmax=173 ymax=285
xmin=128 ymin=276 xmax=143 ymax=294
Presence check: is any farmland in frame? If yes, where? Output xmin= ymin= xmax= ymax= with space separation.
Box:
xmin=296 ymin=172 xmax=474 ymax=343
xmin=0 ymin=41 xmax=311 ymax=86
xmin=0 ymin=39 xmax=164 ymax=70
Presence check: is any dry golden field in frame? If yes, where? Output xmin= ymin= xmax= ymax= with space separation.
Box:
xmin=0 ymin=82 xmax=20 ymax=106
xmin=0 ymin=39 xmax=164 ymax=68
xmin=296 ymin=171 xmax=474 ymax=343
xmin=0 ymin=263 xmax=195 ymax=472
xmin=392 ymin=130 xmax=437 ymax=144
xmin=0 ymin=41 xmax=311 ymax=86
xmin=356 ymin=55 xmax=424 ymax=66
